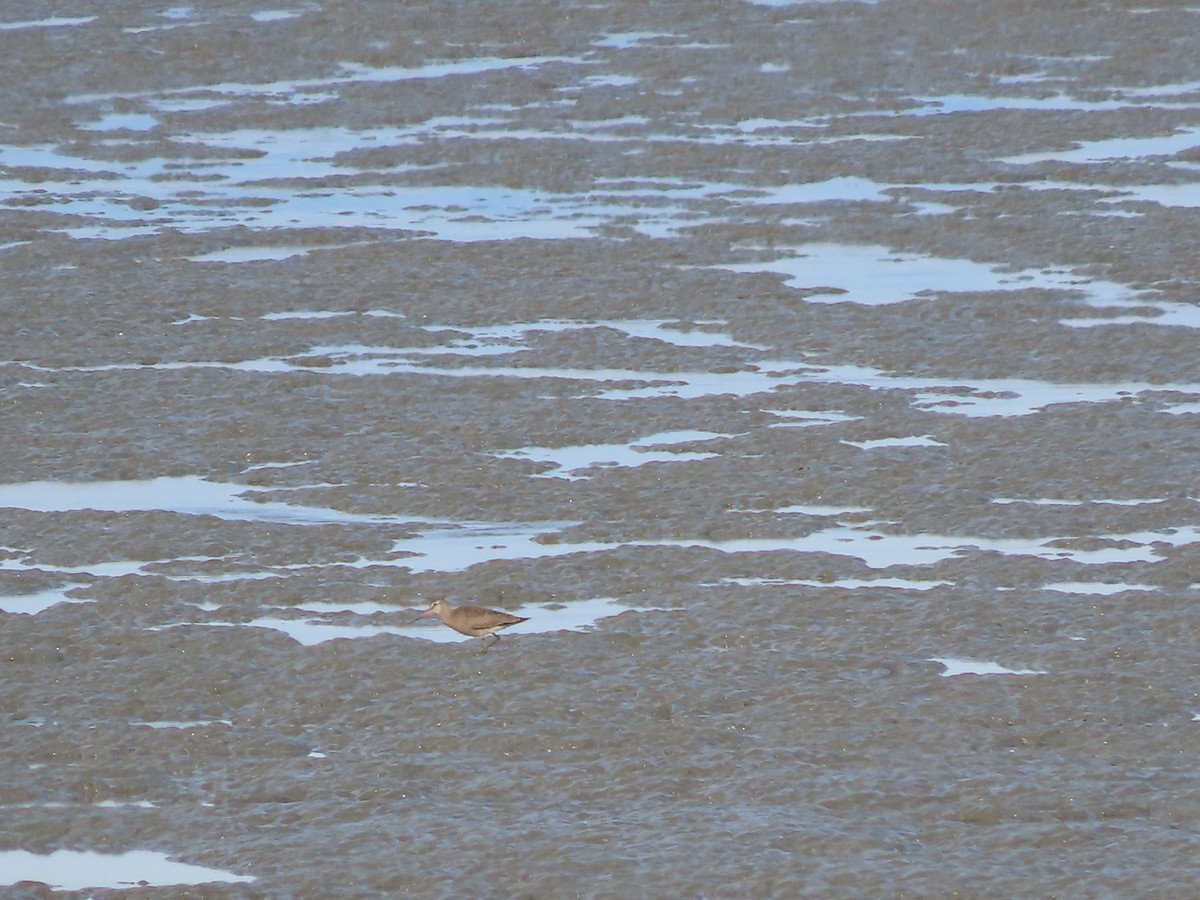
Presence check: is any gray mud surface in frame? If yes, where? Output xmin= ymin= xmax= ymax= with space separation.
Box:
xmin=4 ymin=0 xmax=1200 ymax=896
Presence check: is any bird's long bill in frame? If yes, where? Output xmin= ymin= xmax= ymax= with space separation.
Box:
xmin=403 ymin=606 xmax=435 ymax=625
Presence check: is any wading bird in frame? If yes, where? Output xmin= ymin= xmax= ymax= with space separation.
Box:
xmin=413 ymin=597 xmax=528 ymax=652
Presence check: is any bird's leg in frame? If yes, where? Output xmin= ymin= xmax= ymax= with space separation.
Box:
xmin=479 ymin=633 xmax=499 ymax=653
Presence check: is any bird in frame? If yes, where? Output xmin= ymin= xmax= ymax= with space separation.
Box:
xmin=412 ymin=597 xmax=529 ymax=652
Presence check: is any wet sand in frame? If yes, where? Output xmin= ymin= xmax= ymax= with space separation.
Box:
xmin=3 ymin=0 xmax=1200 ymax=895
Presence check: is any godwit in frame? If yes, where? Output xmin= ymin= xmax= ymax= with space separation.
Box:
xmin=415 ymin=597 xmax=528 ymax=652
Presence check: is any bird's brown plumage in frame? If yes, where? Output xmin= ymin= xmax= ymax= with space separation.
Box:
xmin=418 ymin=597 xmax=528 ymax=651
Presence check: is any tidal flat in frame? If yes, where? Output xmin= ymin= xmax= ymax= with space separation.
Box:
xmin=3 ymin=0 xmax=1200 ymax=895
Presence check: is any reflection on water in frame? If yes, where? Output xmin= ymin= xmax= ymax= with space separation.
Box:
xmin=0 ymin=586 xmax=92 ymax=615
xmin=168 ymin=596 xmax=666 ymax=646
xmin=3 ymin=473 xmax=1198 ymax=601
xmin=0 ymin=475 xmax=402 ymax=525
xmin=1001 ymin=126 xmax=1200 ymax=164
xmin=0 ymin=15 xmax=97 ymax=30
xmin=772 ymin=504 xmax=873 ymax=515
xmin=929 ymin=658 xmax=1048 ymax=677
xmin=1042 ymin=582 xmax=1159 ymax=595
xmin=9 ymin=62 xmax=1199 ymax=251
xmin=718 ymin=576 xmax=953 ymax=590
xmin=491 ymin=429 xmax=734 ymax=479
xmin=25 ymin=348 xmax=1200 ymax=415
xmin=0 ymin=849 xmax=254 ymax=892
xmin=992 ymin=496 xmax=1170 ymax=506
xmin=714 ymin=243 xmax=1140 ymax=307
xmin=3 ymin=801 xmax=158 ymax=810
xmin=2 ymin=4 xmax=1199 ymax=894
xmin=66 ymin=55 xmax=580 ymax=106
xmin=186 ymin=244 xmax=372 ymax=263
xmin=842 ymin=435 xmax=947 ymax=450
xmin=763 ymin=409 xmax=863 ymax=428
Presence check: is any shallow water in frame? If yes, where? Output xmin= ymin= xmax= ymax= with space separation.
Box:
xmin=0 ymin=849 xmax=253 ymax=891
xmin=4 ymin=0 xmax=1200 ymax=896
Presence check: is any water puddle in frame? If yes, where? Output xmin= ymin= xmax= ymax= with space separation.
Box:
xmin=290 ymin=599 xmax=399 ymax=616
xmin=1057 ymin=292 xmax=1200 ymax=328
xmin=177 ymin=517 xmax=1200 ymax=575
xmin=599 ymin=360 xmax=1200 ymax=417
xmin=842 ymin=435 xmax=946 ymax=449
xmin=655 ymin=524 xmax=1200 ymax=567
xmin=0 ymin=553 xmax=187 ymax=580
xmin=1001 ymin=126 xmax=1200 ymax=164
xmin=13 ymin=327 xmax=1200 ymax=416
xmin=169 ymin=596 xmax=663 ymax=646
xmin=747 ymin=0 xmax=881 ymax=6
xmin=0 ymin=15 xmax=96 ymax=30
xmin=80 ymin=112 xmax=160 ymax=132
xmin=908 ymin=93 xmax=1136 ymax=116
xmin=3 ymin=801 xmax=158 ymax=810
xmin=681 ymin=122 xmax=911 ymax=148
xmin=883 ymin=372 xmax=1200 ymax=417
xmin=120 ymin=6 xmax=200 ymax=34
xmin=0 ymin=586 xmax=92 ymax=615
xmin=929 ymin=658 xmax=1048 ymax=677
xmin=5 ymin=472 xmax=1198 ymax=593
xmin=1118 ymin=79 xmax=1200 ymax=99
xmin=186 ymin=243 xmax=371 ymax=263
xmin=0 ymin=34 xmax=1195 ymax=263
xmin=4 ymin=472 xmax=1195 ymax=614
xmin=1042 ymin=582 xmax=1158 ymax=595
xmin=0 ymin=475 xmax=405 ymax=526
xmin=381 ymin=520 xmax=599 ymax=573
xmin=840 ymin=81 xmax=1200 ymax=119
xmin=773 ymin=504 xmax=874 ymax=516
xmin=491 ymin=429 xmax=734 ymax=479
xmin=250 ymin=10 xmax=303 ymax=23
xmin=0 ymin=119 xmax=917 ymax=244
xmin=713 ymin=243 xmax=1142 ymax=307
xmin=720 ymin=576 xmax=952 ymax=590
xmin=764 ymin=409 xmax=863 ymax=428
xmin=592 ymin=32 xmax=679 ymax=49
xmin=406 ymin=318 xmax=763 ymax=353
xmin=0 ymin=849 xmax=254 ymax=891
xmin=259 ymin=309 xmax=406 ymax=322
xmin=992 ymin=497 xmax=1169 ymax=506
xmin=899 ymin=177 xmax=1200 ymax=223
xmin=67 ymin=56 xmax=581 ymax=107
xmin=6 ymin=92 xmax=1194 ymax=256
xmin=1099 ymin=181 xmax=1200 ymax=211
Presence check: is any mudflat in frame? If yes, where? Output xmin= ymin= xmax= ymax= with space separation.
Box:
xmin=3 ymin=1 xmax=1200 ymax=896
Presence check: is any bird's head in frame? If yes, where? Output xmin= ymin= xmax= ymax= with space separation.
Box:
xmin=418 ymin=597 xmax=449 ymax=619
